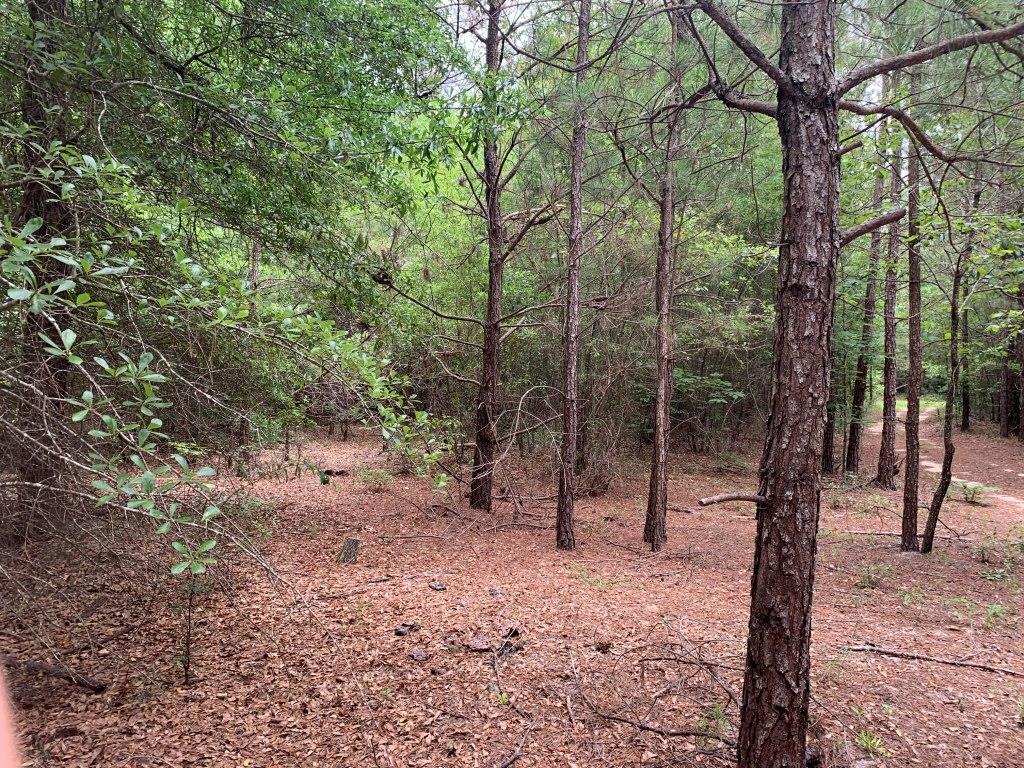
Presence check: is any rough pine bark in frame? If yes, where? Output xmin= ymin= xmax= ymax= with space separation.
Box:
xmin=469 ymin=0 xmax=505 ymax=511
xmin=845 ymin=144 xmax=887 ymax=473
xmin=901 ymin=132 xmax=923 ymax=553
xmin=875 ymin=145 xmax=902 ymax=488
xmin=737 ymin=1 xmax=839 ymax=764
xmin=556 ymin=0 xmax=591 ymax=550
xmin=15 ymin=0 xmax=73 ymax=490
xmin=644 ymin=14 xmax=682 ymax=553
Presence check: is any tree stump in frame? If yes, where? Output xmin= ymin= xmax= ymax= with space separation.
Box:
xmin=337 ymin=537 xmax=360 ymax=565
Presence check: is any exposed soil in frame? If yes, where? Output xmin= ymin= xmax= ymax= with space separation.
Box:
xmin=3 ymin=411 xmax=1023 ymax=768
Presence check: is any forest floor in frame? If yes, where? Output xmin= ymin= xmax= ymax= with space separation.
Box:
xmin=4 ymin=410 xmax=1024 ymax=768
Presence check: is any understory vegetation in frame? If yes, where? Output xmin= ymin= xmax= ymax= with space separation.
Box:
xmin=1 ymin=1 xmax=1023 ymax=767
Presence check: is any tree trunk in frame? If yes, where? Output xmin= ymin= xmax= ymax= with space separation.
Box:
xmin=15 ymin=0 xmax=73 ymax=491
xmin=920 ymin=272 xmax=962 ymax=553
xmin=469 ymin=0 xmax=505 ymax=511
xmin=737 ymin=2 xmax=839 ymax=765
xmin=644 ymin=14 xmax=682 ymax=553
xmin=875 ymin=265 xmax=899 ymax=489
xmin=845 ymin=140 xmax=887 ymax=473
xmin=999 ymin=342 xmax=1011 ymax=438
xmin=555 ymin=0 xmax=591 ymax=551
xmin=959 ymin=276 xmax=970 ymax=432
xmin=874 ymin=145 xmax=902 ymax=490
xmin=1018 ymin=332 xmax=1024 ymax=442
xmin=901 ymin=120 xmax=923 ymax=553
xmin=821 ymin=400 xmax=836 ymax=473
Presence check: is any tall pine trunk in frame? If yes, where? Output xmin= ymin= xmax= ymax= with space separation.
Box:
xmin=738 ymin=1 xmax=839 ymax=764
xmin=556 ymin=0 xmax=591 ymax=550
xmin=15 ymin=0 xmax=73 ymax=492
xmin=999 ymin=344 xmax=1012 ymax=438
xmin=901 ymin=124 xmax=923 ymax=553
xmin=469 ymin=0 xmax=505 ymax=511
xmin=845 ymin=133 xmax=887 ymax=473
xmin=644 ymin=14 xmax=682 ymax=552
xmin=875 ymin=145 xmax=902 ymax=489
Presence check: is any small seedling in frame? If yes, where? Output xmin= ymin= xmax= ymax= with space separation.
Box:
xmin=856 ymin=563 xmax=895 ymax=589
xmin=956 ymin=481 xmax=996 ymax=505
xmin=984 ymin=603 xmax=1011 ymax=628
xmin=981 ymin=568 xmax=1011 ymax=583
xmin=569 ymin=563 xmax=631 ymax=589
xmin=943 ymin=596 xmax=977 ymax=621
xmin=855 ymin=729 xmax=888 ymax=757
xmin=357 ymin=467 xmax=394 ymax=492
xmin=898 ymin=585 xmax=926 ymax=605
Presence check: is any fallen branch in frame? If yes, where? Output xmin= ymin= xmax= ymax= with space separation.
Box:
xmin=698 ymin=493 xmax=767 ymax=507
xmin=846 ymin=643 xmax=1024 ymax=678
xmin=2 ymin=653 xmax=109 ymax=693
xmin=491 ymin=720 xmax=534 ymax=768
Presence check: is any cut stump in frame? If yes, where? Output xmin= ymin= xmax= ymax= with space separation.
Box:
xmin=337 ymin=537 xmax=360 ymax=565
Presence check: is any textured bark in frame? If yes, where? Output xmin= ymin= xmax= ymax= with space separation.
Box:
xmin=556 ymin=0 xmax=591 ymax=550
xmin=15 ymin=0 xmax=73 ymax=489
xmin=644 ymin=15 xmax=682 ymax=553
xmin=875 ymin=145 xmax=902 ymax=489
xmin=737 ymin=1 xmax=839 ymax=764
xmin=901 ymin=122 xmax=923 ymax=553
xmin=845 ymin=146 xmax=887 ymax=474
xmin=469 ymin=0 xmax=505 ymax=511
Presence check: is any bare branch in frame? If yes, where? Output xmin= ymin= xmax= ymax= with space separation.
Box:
xmin=840 ymin=208 xmax=907 ymax=248
xmin=837 ymin=19 xmax=1024 ymax=95
xmin=693 ymin=0 xmax=791 ymax=94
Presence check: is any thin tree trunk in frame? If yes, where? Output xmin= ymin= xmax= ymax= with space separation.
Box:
xmin=920 ymin=278 xmax=962 ymax=553
xmin=644 ymin=14 xmax=682 ymax=553
xmin=999 ymin=344 xmax=1011 ymax=438
xmin=875 ymin=269 xmax=899 ymax=489
xmin=15 ymin=0 xmax=73 ymax=491
xmin=845 ymin=137 xmax=887 ymax=473
xmin=469 ymin=0 xmax=505 ymax=511
xmin=959 ymin=276 xmax=970 ymax=432
xmin=875 ymin=145 xmax=902 ymax=489
xmin=821 ymin=399 xmax=836 ymax=473
xmin=738 ymin=2 xmax=839 ymax=764
xmin=556 ymin=0 xmax=591 ymax=550
xmin=901 ymin=118 xmax=923 ymax=553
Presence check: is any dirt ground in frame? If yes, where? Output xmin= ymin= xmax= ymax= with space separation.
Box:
xmin=3 ymin=410 xmax=1023 ymax=767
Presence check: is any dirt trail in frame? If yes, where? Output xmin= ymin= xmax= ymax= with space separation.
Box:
xmin=4 ymin=420 xmax=1023 ymax=768
xmin=867 ymin=404 xmax=1024 ymax=519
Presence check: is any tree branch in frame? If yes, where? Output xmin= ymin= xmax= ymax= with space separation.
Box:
xmin=840 ymin=208 xmax=907 ymax=248
xmin=838 ymin=101 xmax=968 ymax=164
xmin=693 ymin=0 xmax=791 ymax=94
xmin=837 ymin=19 xmax=1024 ymax=95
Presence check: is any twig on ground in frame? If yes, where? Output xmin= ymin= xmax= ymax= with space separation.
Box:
xmin=846 ymin=643 xmax=1024 ymax=678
